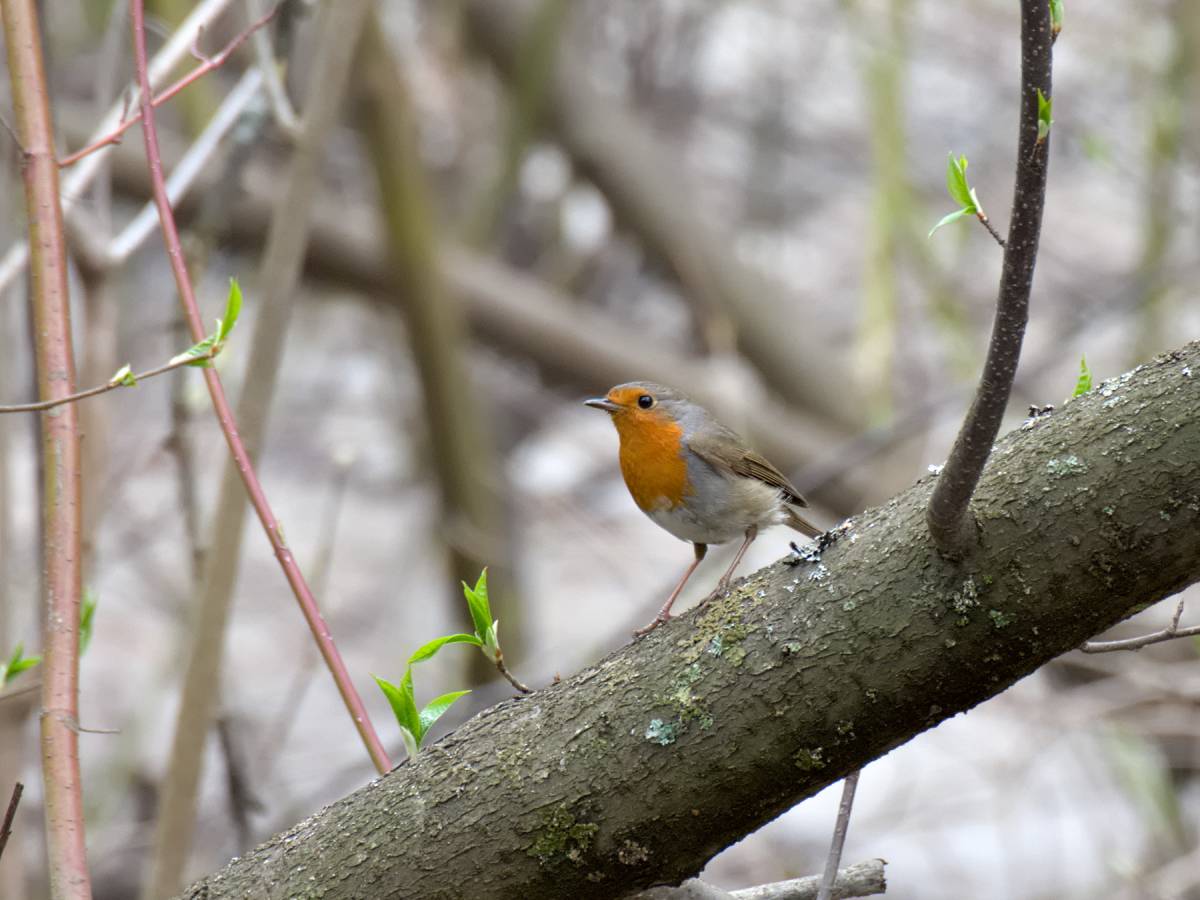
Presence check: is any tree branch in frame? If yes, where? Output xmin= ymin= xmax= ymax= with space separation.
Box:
xmin=357 ymin=18 xmax=526 ymax=684
xmin=57 ymin=3 xmax=278 ymax=167
xmin=181 ymin=343 xmax=1200 ymax=900
xmin=1079 ymin=599 xmax=1198 ymax=653
xmin=925 ymin=0 xmax=1053 ymax=553
xmin=638 ymin=859 xmax=886 ymax=900
xmin=1 ymin=3 xmax=90 ymax=897
xmin=140 ymin=2 xmax=377 ymax=895
xmin=0 ymin=782 xmax=22 ymax=864
xmin=0 ymin=0 xmax=239 ymax=300
xmin=0 ymin=352 xmax=217 ymax=414
xmin=816 ymin=772 xmax=861 ymax=900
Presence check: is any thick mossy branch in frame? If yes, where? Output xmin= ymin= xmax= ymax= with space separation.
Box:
xmin=183 ymin=344 xmax=1200 ymax=900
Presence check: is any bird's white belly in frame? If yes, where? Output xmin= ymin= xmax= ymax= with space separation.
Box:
xmin=644 ymin=477 xmax=785 ymax=545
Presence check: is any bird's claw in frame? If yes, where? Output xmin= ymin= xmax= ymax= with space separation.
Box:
xmin=633 ymin=614 xmax=671 ymax=637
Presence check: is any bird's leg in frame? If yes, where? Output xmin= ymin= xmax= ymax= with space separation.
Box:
xmin=712 ymin=525 xmax=758 ymax=596
xmin=634 ymin=543 xmax=707 ymax=637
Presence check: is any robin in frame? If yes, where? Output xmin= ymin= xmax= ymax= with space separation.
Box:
xmin=585 ymin=382 xmax=821 ymax=635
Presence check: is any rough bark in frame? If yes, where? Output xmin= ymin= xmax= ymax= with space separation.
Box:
xmin=181 ymin=341 xmax=1200 ymax=899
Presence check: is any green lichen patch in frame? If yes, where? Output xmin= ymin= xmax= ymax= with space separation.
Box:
xmin=950 ymin=576 xmax=981 ymax=614
xmin=988 ymin=609 xmax=1013 ymax=629
xmin=527 ymin=805 xmax=600 ymax=869
xmin=666 ymin=663 xmax=714 ymax=728
xmin=793 ymin=746 xmax=827 ymax=771
xmin=678 ymin=592 xmax=752 ymax=666
xmin=644 ymin=718 xmax=678 ymax=746
xmin=1046 ymin=454 xmax=1088 ymax=477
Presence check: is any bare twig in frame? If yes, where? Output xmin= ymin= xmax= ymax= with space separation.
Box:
xmin=495 ymin=656 xmax=532 ymax=695
xmin=0 ymin=0 xmax=239 ymax=299
xmin=1080 ymin=599 xmax=1199 ymax=653
xmin=816 ymin=771 xmax=862 ymax=900
xmin=1 ymin=1 xmax=90 ymax=897
xmin=247 ymin=0 xmax=299 ymax=134
xmin=0 ymin=349 xmax=218 ymax=414
xmin=975 ymin=210 xmax=1007 ymax=249
xmin=106 ymin=67 xmax=264 ymax=263
xmin=128 ymin=0 xmax=389 ymax=782
xmin=627 ymin=859 xmax=889 ymax=899
xmin=58 ymin=3 xmax=278 ymax=167
xmin=0 ymin=782 xmax=22 ymax=864
xmin=925 ymin=0 xmax=1053 ymax=554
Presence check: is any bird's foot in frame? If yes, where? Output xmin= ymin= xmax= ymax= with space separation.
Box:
xmin=695 ymin=579 xmax=732 ymax=611
xmin=633 ymin=613 xmax=671 ymax=638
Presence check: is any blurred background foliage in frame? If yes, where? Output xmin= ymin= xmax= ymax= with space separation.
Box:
xmin=1 ymin=0 xmax=1199 ymax=898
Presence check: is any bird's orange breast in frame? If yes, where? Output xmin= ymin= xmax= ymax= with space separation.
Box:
xmin=614 ymin=411 xmax=691 ymax=512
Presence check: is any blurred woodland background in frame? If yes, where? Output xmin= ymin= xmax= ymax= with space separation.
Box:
xmin=1 ymin=0 xmax=1199 ymax=898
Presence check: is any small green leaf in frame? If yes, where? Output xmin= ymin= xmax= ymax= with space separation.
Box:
xmin=928 ymin=207 xmax=972 ymax=238
xmin=109 ymin=364 xmax=137 ymax=387
xmin=217 ymin=278 xmax=243 ymax=342
xmin=169 ymin=334 xmax=219 ymax=368
xmin=408 ymin=633 xmax=483 ymax=665
xmin=1037 ymin=89 xmax=1053 ymax=141
xmin=2 ymin=643 xmax=41 ymax=686
xmin=80 ymin=590 xmax=98 ymax=656
xmin=374 ymin=671 xmax=421 ymax=741
xmin=1072 ymin=355 xmax=1092 ymax=398
xmin=1049 ymin=0 xmax=1064 ymax=35
xmin=462 ymin=569 xmax=494 ymax=642
xmin=418 ymin=690 xmax=471 ymax=737
xmin=945 ymin=154 xmax=975 ymax=210
xmin=6 ymin=656 xmax=40 ymax=680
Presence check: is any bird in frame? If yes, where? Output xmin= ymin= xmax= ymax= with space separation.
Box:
xmin=585 ymin=381 xmax=821 ymax=635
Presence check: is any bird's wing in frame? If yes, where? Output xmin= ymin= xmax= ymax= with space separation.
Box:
xmin=687 ymin=430 xmax=809 ymax=508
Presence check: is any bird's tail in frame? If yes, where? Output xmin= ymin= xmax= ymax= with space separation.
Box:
xmin=784 ymin=506 xmax=822 ymax=539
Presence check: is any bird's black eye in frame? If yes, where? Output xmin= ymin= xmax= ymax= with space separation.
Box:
xmin=637 ymin=394 xmax=654 ymax=409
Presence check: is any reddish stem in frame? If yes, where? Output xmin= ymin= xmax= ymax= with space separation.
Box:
xmin=59 ymin=3 xmax=279 ymax=168
xmin=128 ymin=0 xmax=391 ymax=774
xmin=1 ymin=1 xmax=91 ymax=897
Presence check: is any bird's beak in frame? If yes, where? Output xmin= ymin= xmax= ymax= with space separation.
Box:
xmin=584 ymin=397 xmax=620 ymax=413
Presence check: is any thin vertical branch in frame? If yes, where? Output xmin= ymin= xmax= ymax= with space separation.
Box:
xmin=816 ymin=771 xmax=861 ymax=900
xmin=925 ymin=0 xmax=1053 ymax=554
xmin=133 ymin=0 xmax=383 ymax=895
xmin=0 ymin=782 xmax=23 ymax=864
xmin=359 ymin=16 xmax=524 ymax=687
xmin=126 ymin=0 xmax=388 ymax=783
xmin=1 ymin=2 xmax=90 ymax=899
